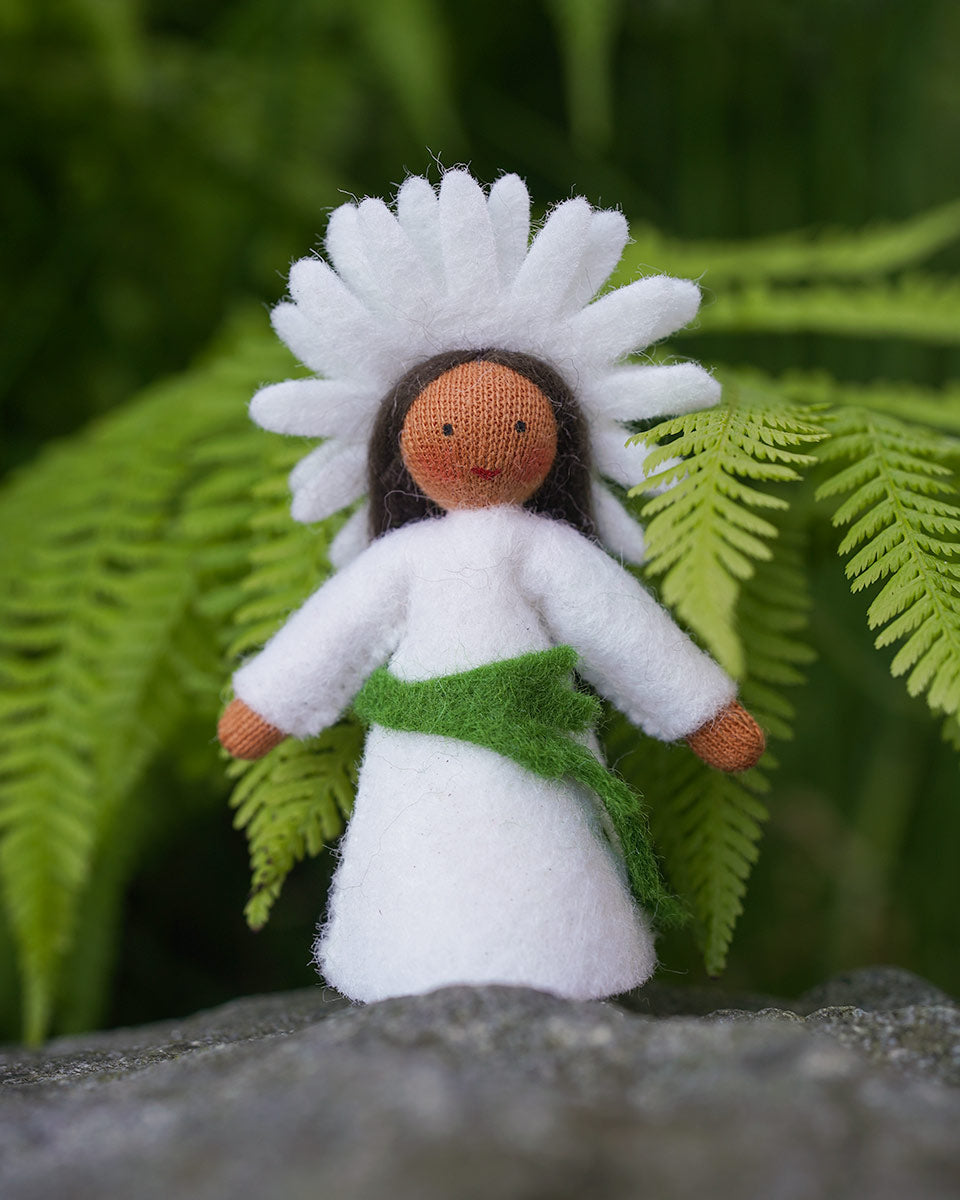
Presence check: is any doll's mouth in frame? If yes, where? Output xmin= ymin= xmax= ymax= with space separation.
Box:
xmin=470 ymin=467 xmax=502 ymax=480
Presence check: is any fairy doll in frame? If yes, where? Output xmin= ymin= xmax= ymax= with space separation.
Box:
xmin=218 ymin=170 xmax=764 ymax=1002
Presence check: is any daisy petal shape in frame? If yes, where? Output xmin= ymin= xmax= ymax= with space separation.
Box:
xmin=582 ymin=362 xmax=721 ymax=424
xmin=591 ymin=481 xmax=647 ymax=566
xmin=329 ymin=503 xmax=371 ymax=569
xmin=289 ymin=441 xmax=367 ymax=524
xmin=570 ymin=275 xmax=701 ymax=366
xmin=250 ymin=379 xmax=376 ymax=442
xmin=487 ymin=173 xmax=531 ymax=286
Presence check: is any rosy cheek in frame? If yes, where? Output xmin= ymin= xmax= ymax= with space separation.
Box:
xmin=405 ymin=444 xmax=458 ymax=486
xmin=518 ymin=446 xmax=555 ymax=484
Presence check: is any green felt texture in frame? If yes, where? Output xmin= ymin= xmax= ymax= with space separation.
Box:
xmin=354 ymin=646 xmax=687 ymax=928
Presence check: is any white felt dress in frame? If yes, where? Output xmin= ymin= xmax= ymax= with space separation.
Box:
xmin=234 ymin=506 xmax=735 ymax=1002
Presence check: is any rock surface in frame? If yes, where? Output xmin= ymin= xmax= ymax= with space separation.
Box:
xmin=1 ymin=967 xmax=958 ymax=1199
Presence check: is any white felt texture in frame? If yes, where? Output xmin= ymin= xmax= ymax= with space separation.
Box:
xmin=592 ymin=423 xmax=655 ymax=490
xmin=487 ymin=173 xmax=530 ymax=286
xmin=510 ymin=198 xmax=593 ymax=322
xmin=257 ymin=170 xmax=714 ymax=543
xmin=288 ymin=441 xmax=367 ymax=524
xmin=591 ymin=481 xmax=647 ymax=566
xmin=563 ymin=208 xmax=630 ymax=317
xmin=439 ymin=169 xmax=501 ymax=304
xmin=236 ymin=506 xmax=734 ymax=749
xmin=317 ymin=727 xmax=655 ymax=1002
xmin=328 ymin=502 xmax=371 ymax=569
xmin=235 ymin=506 xmax=735 ymax=1001
xmin=250 ymin=378 xmax=373 ymax=441
xmin=569 ymin=276 xmax=702 ymax=367
xmin=583 ymin=361 xmax=722 ymax=423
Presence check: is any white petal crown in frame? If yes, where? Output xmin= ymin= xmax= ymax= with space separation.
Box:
xmin=251 ymin=168 xmax=721 ymax=567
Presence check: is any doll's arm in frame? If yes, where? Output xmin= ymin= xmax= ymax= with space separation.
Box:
xmin=220 ymin=531 xmax=407 ymax=753
xmin=522 ymin=520 xmax=763 ymax=769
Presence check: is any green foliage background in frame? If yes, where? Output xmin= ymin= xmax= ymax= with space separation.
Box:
xmin=3 ymin=0 xmax=960 ymax=1040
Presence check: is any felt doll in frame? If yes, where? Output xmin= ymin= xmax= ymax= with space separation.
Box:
xmin=218 ymin=170 xmax=764 ymax=1003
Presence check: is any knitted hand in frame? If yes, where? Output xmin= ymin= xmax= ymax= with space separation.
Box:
xmin=685 ymin=701 xmax=765 ymax=772
xmin=218 ymin=698 xmax=286 ymax=760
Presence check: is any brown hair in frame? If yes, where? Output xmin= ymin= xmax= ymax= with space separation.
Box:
xmin=367 ymin=348 xmax=596 ymax=539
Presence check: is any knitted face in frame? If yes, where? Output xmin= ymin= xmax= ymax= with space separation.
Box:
xmin=400 ymin=360 xmax=559 ymax=511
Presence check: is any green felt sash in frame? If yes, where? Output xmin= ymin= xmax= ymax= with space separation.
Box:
xmin=353 ymin=645 xmax=686 ymax=927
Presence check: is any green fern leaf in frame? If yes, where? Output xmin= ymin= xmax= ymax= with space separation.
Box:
xmin=212 ymin=429 xmax=364 ymax=924
xmin=697 ymin=275 xmax=960 ymax=344
xmin=229 ymin=722 xmax=364 ymax=930
xmin=0 ymin=313 xmax=294 ymax=1040
xmin=619 ymin=200 xmax=960 ymax=285
xmin=631 ymin=370 xmax=823 ymax=677
xmin=773 ymin=373 xmax=960 ymax=442
xmin=816 ymin=408 xmax=960 ymax=719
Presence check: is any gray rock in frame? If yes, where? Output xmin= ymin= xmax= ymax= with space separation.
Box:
xmin=805 ymin=1004 xmax=960 ymax=1087
xmin=798 ymin=966 xmax=957 ymax=1013
xmin=1 ymin=977 xmax=959 ymax=1200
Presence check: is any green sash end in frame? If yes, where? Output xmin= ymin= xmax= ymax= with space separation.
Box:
xmin=354 ymin=646 xmax=687 ymax=928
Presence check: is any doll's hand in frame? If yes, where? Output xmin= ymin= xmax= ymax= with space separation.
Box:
xmin=685 ymin=701 xmax=765 ymax=772
xmin=218 ymin=698 xmax=287 ymax=760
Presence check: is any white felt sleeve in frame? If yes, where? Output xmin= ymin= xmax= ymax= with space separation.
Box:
xmin=232 ymin=533 xmax=408 ymax=738
xmin=521 ymin=521 xmax=736 ymax=741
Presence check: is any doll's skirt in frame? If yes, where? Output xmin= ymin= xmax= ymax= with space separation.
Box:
xmin=314 ymin=725 xmax=656 ymax=1002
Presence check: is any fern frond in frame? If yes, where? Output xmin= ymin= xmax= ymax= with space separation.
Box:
xmin=213 ymin=429 xmax=364 ymax=925
xmin=697 ymin=275 xmax=960 ymax=344
xmin=631 ymin=370 xmax=823 ymax=676
xmin=621 ymin=199 xmax=960 ymax=285
xmin=0 ymin=313 xmax=292 ymax=1040
xmin=816 ymin=408 xmax=960 ymax=718
xmin=737 ymin=528 xmax=816 ymax=742
xmin=773 ymin=372 xmax=960 ymax=442
xmin=229 ymin=723 xmax=363 ymax=930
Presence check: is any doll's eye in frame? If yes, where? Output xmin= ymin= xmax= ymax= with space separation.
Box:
xmin=442 ymin=423 xmax=454 ymax=436
xmin=515 ymin=420 xmax=526 ymax=433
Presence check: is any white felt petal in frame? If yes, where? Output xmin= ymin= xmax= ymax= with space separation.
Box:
xmin=289 ymin=441 xmax=367 ymax=524
xmin=583 ymin=362 xmax=722 ymax=423
xmin=592 ymin=423 xmax=655 ymax=489
xmin=438 ymin=169 xmax=500 ymax=302
xmin=249 ymin=379 xmax=376 ymax=441
xmin=571 ymin=276 xmax=701 ymax=364
xmin=396 ymin=176 xmax=443 ymax=284
xmin=356 ymin=197 xmax=434 ymax=312
xmin=329 ymin=502 xmax=371 ymax=569
xmin=283 ymin=259 xmax=384 ymax=380
xmin=270 ymin=302 xmax=333 ymax=375
xmin=510 ymin=198 xmax=593 ymax=318
xmin=562 ymin=209 xmax=629 ymax=315
xmin=288 ymin=257 xmax=366 ymax=326
xmin=591 ymin=480 xmax=647 ymax=565
xmin=487 ymin=173 xmax=531 ymax=286
xmin=324 ymin=203 xmax=383 ymax=303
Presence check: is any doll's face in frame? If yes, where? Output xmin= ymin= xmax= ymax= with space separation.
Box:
xmin=400 ymin=360 xmax=558 ymax=511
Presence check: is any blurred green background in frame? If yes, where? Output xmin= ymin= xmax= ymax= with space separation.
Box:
xmin=2 ymin=0 xmax=959 ymax=1033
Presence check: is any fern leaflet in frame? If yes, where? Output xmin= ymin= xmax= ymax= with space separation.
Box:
xmin=816 ymin=407 xmax=960 ymax=719
xmin=631 ymin=370 xmax=823 ymax=677
xmin=0 ymin=314 xmax=293 ymax=1040
xmin=214 ymin=434 xmax=365 ymax=927
xmin=229 ymin=723 xmax=363 ymax=929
